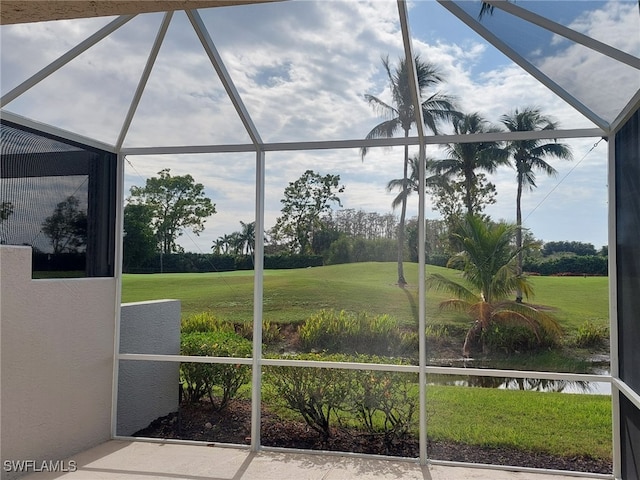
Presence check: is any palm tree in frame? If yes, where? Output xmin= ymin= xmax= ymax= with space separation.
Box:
xmin=212 ymin=237 xmax=225 ymax=254
xmin=501 ymin=107 xmax=572 ymax=302
xmin=432 ymin=112 xmax=509 ymax=216
xmin=239 ymin=221 xmax=256 ymax=255
xmin=362 ymin=55 xmax=458 ymax=287
xmin=427 ymin=215 xmax=562 ymax=357
xmin=386 ymin=155 xmax=444 ymax=210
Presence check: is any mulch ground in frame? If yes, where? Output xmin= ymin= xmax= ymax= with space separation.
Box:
xmin=133 ymin=398 xmax=612 ymax=475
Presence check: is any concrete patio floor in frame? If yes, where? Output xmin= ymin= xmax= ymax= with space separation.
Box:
xmin=20 ymin=440 xmax=598 ymax=480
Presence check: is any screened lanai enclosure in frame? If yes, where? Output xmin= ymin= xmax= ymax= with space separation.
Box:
xmin=1 ymin=1 xmax=639 ymax=479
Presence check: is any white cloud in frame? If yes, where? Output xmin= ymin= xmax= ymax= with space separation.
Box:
xmin=1 ymin=0 xmax=621 ymax=251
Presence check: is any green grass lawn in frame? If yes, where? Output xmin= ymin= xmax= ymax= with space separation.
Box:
xmin=122 ymin=262 xmax=609 ymax=333
xmin=427 ymin=385 xmax=612 ymax=459
xmin=123 ymin=264 xmax=612 ymax=461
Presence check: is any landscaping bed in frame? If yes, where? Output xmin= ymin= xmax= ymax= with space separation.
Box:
xmin=134 ymin=398 xmax=612 ymax=475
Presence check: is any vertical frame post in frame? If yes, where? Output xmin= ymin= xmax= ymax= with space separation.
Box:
xmin=251 ymin=149 xmax=266 ymax=450
xmin=111 ymin=152 xmax=126 ymax=438
xmin=608 ymin=134 xmax=622 ymax=479
xmin=417 ymin=143 xmax=428 ymax=465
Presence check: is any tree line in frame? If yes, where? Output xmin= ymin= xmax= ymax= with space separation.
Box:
xmin=119 ymin=54 xmax=606 ymax=280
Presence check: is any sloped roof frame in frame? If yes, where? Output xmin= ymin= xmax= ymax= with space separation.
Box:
xmin=2 ymin=0 xmax=639 ymax=152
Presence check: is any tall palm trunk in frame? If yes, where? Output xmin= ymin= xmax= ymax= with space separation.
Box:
xmin=464 ymin=170 xmax=474 ymax=215
xmin=515 ymin=170 xmax=523 ymax=303
xmin=396 ymin=132 xmax=409 ymax=287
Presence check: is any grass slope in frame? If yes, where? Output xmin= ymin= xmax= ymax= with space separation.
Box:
xmin=122 ymin=262 xmax=609 ymax=333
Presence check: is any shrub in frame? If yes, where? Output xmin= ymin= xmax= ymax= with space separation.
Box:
xmin=235 ymin=320 xmax=282 ymax=345
xmin=575 ymin=321 xmax=609 ymax=348
xmin=264 ymin=353 xmax=419 ymax=442
xmin=481 ymin=324 xmax=556 ymax=354
xmin=298 ymin=309 xmax=403 ymax=355
xmin=180 ymin=331 xmax=251 ymax=410
xmin=181 ymin=312 xmax=234 ymax=334
xmin=345 ymin=355 xmax=418 ymax=442
xmin=264 ymin=353 xmax=355 ymax=438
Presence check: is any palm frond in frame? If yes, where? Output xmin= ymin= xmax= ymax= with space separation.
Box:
xmin=427 ymin=273 xmax=479 ymax=303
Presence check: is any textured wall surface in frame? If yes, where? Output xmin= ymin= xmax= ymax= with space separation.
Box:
xmin=0 ymin=1 xmax=280 ymax=25
xmin=0 ymin=246 xmax=116 ymax=480
xmin=117 ymin=300 xmax=181 ymax=436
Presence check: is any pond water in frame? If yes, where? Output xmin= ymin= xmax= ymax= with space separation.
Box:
xmin=428 ymin=368 xmax=611 ymax=395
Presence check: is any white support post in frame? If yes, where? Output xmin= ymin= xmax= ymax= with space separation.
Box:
xmin=417 ymin=142 xmax=427 ymax=465
xmin=251 ymin=149 xmax=266 ymax=451
xmin=607 ymin=133 xmax=622 ymax=479
xmin=111 ymin=152 xmax=126 ymax=438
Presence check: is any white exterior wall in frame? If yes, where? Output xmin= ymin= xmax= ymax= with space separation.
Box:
xmin=117 ymin=300 xmax=180 ymax=435
xmin=0 ymin=246 xmax=116 ymax=479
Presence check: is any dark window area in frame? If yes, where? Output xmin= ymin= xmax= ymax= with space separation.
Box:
xmin=615 ymin=108 xmax=640 ymax=394
xmin=0 ymin=120 xmax=116 ymax=278
xmin=615 ymin=108 xmax=640 ymax=478
xmin=620 ymin=394 xmax=640 ymax=480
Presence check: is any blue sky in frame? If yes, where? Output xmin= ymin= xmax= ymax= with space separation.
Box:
xmin=2 ymin=1 xmax=638 ymax=252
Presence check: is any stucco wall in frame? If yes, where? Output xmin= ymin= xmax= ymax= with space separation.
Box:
xmin=117 ymin=300 xmax=180 ymax=435
xmin=0 ymin=246 xmax=116 ymax=480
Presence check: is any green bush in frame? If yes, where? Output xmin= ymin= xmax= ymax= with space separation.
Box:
xmin=235 ymin=319 xmax=282 ymax=345
xmin=298 ymin=309 xmax=403 ymax=355
xmin=345 ymin=355 xmax=418 ymax=442
xmin=264 ymin=353 xmax=418 ymax=442
xmin=264 ymin=353 xmax=355 ymax=438
xmin=481 ymin=324 xmax=556 ymax=354
xmin=180 ymin=331 xmax=251 ymax=410
xmin=181 ymin=312 xmax=234 ymax=334
xmin=575 ymin=321 xmax=609 ymax=348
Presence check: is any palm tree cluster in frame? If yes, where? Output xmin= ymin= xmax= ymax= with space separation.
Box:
xmin=364 ymin=55 xmax=572 ymax=356
xmin=364 ymin=56 xmax=572 ymax=289
xmin=213 ymin=221 xmax=255 ymax=256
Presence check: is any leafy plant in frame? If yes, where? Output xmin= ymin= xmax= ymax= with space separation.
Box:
xmin=264 ymin=353 xmax=354 ymax=439
xmin=236 ymin=319 xmax=282 ymax=345
xmin=574 ymin=321 xmax=609 ymax=348
xmin=181 ymin=311 xmax=233 ymax=334
xmin=427 ymin=215 xmax=562 ymax=356
xmin=345 ymin=355 xmax=418 ymax=442
xmin=180 ymin=331 xmax=251 ymax=410
xmin=298 ymin=309 xmax=402 ymax=355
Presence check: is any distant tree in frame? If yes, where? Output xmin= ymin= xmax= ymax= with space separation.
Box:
xmin=123 ymin=203 xmax=156 ymax=270
xmin=542 ymin=241 xmax=597 ymax=257
xmin=128 ymin=169 xmax=216 ymax=254
xmin=212 ymin=237 xmax=226 ymax=254
xmin=362 ymin=55 xmax=458 ymax=287
xmin=501 ymin=107 xmax=572 ymax=302
xmin=41 ymin=195 xmax=87 ymax=253
xmin=431 ymin=112 xmax=509 ymax=216
xmin=0 ymin=201 xmax=14 ymax=244
xmin=387 ymin=155 xmax=444 ymax=211
xmin=327 ymin=209 xmax=397 ymax=240
xmin=0 ymin=201 xmax=13 ymax=223
xmin=239 ymin=221 xmax=256 ymax=255
xmin=271 ymin=170 xmax=344 ymax=254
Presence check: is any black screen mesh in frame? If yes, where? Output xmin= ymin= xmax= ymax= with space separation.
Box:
xmin=0 ymin=120 xmax=116 ymax=277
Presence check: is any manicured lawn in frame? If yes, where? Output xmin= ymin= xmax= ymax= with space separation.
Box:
xmin=122 ymin=262 xmax=609 ymax=334
xmin=427 ymin=385 xmax=612 ymax=460
xmin=122 ymin=264 xmax=612 ymax=461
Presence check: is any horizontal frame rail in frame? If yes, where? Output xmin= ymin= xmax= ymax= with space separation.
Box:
xmin=117 ymin=353 xmax=610 ymax=384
